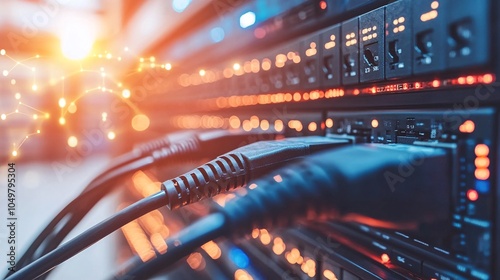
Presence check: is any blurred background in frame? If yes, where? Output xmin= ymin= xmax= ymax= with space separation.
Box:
xmin=0 ymin=1 xmax=244 ymax=278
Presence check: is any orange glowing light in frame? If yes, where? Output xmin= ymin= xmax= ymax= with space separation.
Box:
xmin=107 ymin=131 xmax=116 ymax=140
xmin=475 ymin=168 xmax=490 ymax=180
xmin=201 ymin=241 xmax=222 ymax=260
xmin=466 ymin=75 xmax=475 ymax=85
xmin=475 ymin=157 xmax=490 ymax=168
xmin=381 ymin=253 xmax=390 ymax=264
xmin=325 ymin=118 xmax=334 ymax=128
xmin=186 ymin=252 xmax=205 ymax=271
xmin=251 ymin=228 xmax=259 ymax=238
xmin=482 ymin=74 xmax=494 ymax=84
xmin=259 ymin=229 xmax=271 ymax=245
xmin=467 ymin=189 xmax=479 ymax=202
xmin=475 ymin=144 xmax=489 ymax=157
xmin=274 ymin=119 xmax=284 ymax=132
xmin=319 ymin=1 xmax=327 ymax=10
xmin=132 ymin=114 xmax=150 ymax=131
xmin=353 ymin=89 xmax=360 ymax=95
xmin=308 ymin=122 xmax=317 ymax=132
xmin=260 ymin=119 xmax=270 ymax=131
xmin=235 ymin=269 xmax=254 ymax=280
xmin=229 ymin=116 xmax=241 ymax=129
xmin=432 ymin=79 xmax=440 ymax=87
xmin=323 ymin=269 xmax=339 ymax=280
xmin=371 ymin=119 xmax=379 ymax=128
xmin=459 ymin=120 xmax=475 ymax=133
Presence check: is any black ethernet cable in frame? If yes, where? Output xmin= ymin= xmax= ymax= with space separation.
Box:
xmin=115 ymin=144 xmax=451 ymax=280
xmin=10 ymin=129 xmax=280 ymax=277
xmin=6 ymin=136 xmax=349 ymax=280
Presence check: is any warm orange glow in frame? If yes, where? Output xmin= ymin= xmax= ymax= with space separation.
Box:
xmin=308 ymin=122 xmax=317 ymax=132
xmin=107 ymin=131 xmax=116 ymax=140
xmin=67 ymin=136 xmax=78 ymax=147
xmin=475 ymin=144 xmax=489 ymax=157
xmin=235 ymin=269 xmax=253 ymax=280
xmin=459 ymin=120 xmax=475 ymax=133
xmin=483 ymin=74 xmax=494 ymax=84
xmin=242 ymin=120 xmax=252 ymax=131
xmin=150 ymin=233 xmax=168 ymax=254
xmin=249 ymin=183 xmax=258 ymax=189
xmin=475 ymin=157 xmax=490 ymax=168
xmin=325 ymin=118 xmax=334 ymax=128
xmin=260 ymin=119 xmax=270 ymax=131
xmin=272 ymin=237 xmax=286 ymax=255
xmin=286 ymin=248 xmax=301 ymax=264
xmin=262 ymin=58 xmax=271 ymax=71
xmin=132 ymin=114 xmax=150 ymax=131
xmin=320 ymin=1 xmax=327 ymax=10
xmin=59 ymin=17 xmax=96 ymax=60
xmin=420 ymin=10 xmax=438 ymax=22
xmin=121 ymin=220 xmax=156 ymax=263
xmin=122 ymin=89 xmax=131 ymax=98
xmin=475 ymin=168 xmax=490 ymax=180
xmin=371 ymin=119 xmax=379 ymax=128
xmin=229 ymin=116 xmax=241 ymax=129
xmin=250 ymin=115 xmax=260 ymax=128
xmin=67 ymin=103 xmax=77 ymax=114
xmin=301 ymin=258 xmax=316 ymax=277
xmin=201 ymin=241 xmax=222 ymax=260
xmin=259 ymin=229 xmax=271 ymax=245
xmin=432 ymin=79 xmax=440 ymax=87
xmin=323 ymin=269 xmax=339 ymax=280
xmin=132 ymin=171 xmax=161 ymax=197
xmin=381 ymin=253 xmax=390 ymax=264
xmin=274 ymin=119 xmax=284 ymax=132
xmin=186 ymin=252 xmax=205 ymax=271
xmin=467 ymin=189 xmax=479 ymax=202
xmin=58 ymin=98 xmax=66 ymax=108
xmin=251 ymin=228 xmax=259 ymax=239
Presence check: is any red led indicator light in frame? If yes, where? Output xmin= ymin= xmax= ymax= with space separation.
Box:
xmin=381 ymin=253 xmax=390 ymax=264
xmin=467 ymin=189 xmax=479 ymax=202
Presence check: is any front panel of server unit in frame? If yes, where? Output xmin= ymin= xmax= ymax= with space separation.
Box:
xmin=322 ymin=109 xmax=495 ymax=280
xmin=172 ymin=0 xmax=493 ymax=105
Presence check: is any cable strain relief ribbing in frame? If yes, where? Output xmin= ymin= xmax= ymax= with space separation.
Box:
xmin=216 ymin=160 xmax=339 ymax=236
xmin=150 ymin=138 xmax=200 ymax=162
xmin=133 ymin=135 xmax=172 ymax=156
xmin=162 ymin=153 xmax=248 ymax=210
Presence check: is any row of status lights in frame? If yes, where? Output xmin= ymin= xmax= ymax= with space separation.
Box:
xmin=178 ymin=73 xmax=494 ymax=111
xmin=174 ymin=115 xmax=324 ymax=133
xmin=251 ymin=228 xmax=339 ymax=279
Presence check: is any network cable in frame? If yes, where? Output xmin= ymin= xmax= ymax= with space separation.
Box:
xmin=10 ymin=129 xmax=279 ymax=277
xmin=6 ymin=135 xmax=346 ymax=280
xmin=116 ymin=144 xmax=451 ymax=279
